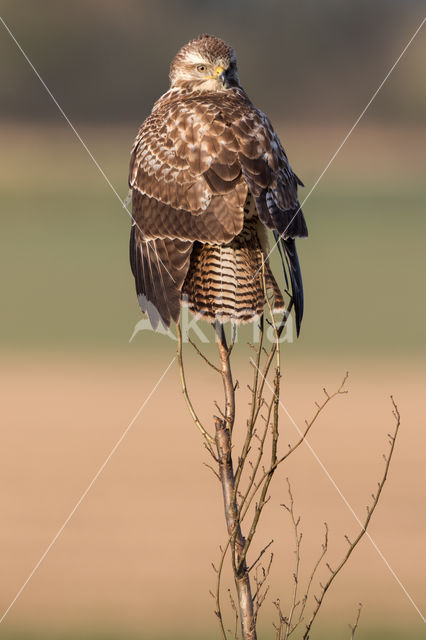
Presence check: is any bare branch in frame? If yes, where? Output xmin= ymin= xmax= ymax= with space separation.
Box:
xmin=178 ymin=253 xmax=400 ymax=640
xmin=176 ymin=323 xmax=215 ymax=447
xmin=188 ymin=336 xmax=221 ymax=373
xmin=273 ymin=598 xmax=287 ymax=640
xmin=215 ymin=322 xmax=236 ymax=433
xmin=228 ymin=588 xmax=239 ymax=640
xmin=215 ymin=415 xmax=256 ymax=639
xmin=237 ymin=366 xmax=280 ymax=573
xmin=303 ymin=397 xmax=401 ymax=639
xmin=349 ymin=603 xmax=363 ymax=639
xmin=204 ymin=462 xmax=221 ymax=481
xmin=214 ymin=539 xmax=231 ymax=640
xmin=233 ymin=316 xmax=264 ymax=499
xmin=214 ymin=401 xmax=226 ymax=419
xmin=238 ymin=393 xmax=273 ymax=517
xmin=247 ymin=540 xmax=274 ymax=573
xmin=283 ymin=479 xmax=302 ymax=640
xmin=239 ymin=374 xmax=349 ymax=532
xmin=253 ymin=553 xmax=274 ymax=625
xmin=296 ymin=522 xmax=329 ymax=628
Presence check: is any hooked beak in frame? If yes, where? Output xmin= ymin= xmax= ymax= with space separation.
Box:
xmin=218 ymin=71 xmax=226 ymax=85
xmin=215 ymin=65 xmax=226 ymax=85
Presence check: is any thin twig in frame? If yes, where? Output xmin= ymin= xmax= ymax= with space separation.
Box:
xmin=215 ymin=539 xmax=231 ymax=640
xmin=234 ymin=317 xmax=264 ymax=499
xmin=188 ymin=336 xmax=221 ymax=373
xmin=303 ymin=397 xmax=401 ymax=639
xmin=253 ymin=553 xmax=274 ymax=624
xmin=238 ymin=391 xmax=274 ymax=517
xmin=235 ymin=270 xmax=285 ymax=573
xmin=237 ymin=366 xmax=280 ymax=573
xmin=176 ymin=323 xmax=215 ymax=447
xmin=349 ymin=603 xmax=363 ymax=639
xmin=247 ymin=540 xmax=274 ymax=573
xmin=215 ymin=322 xmax=236 ymax=433
xmin=282 ymin=479 xmax=302 ymax=639
xmin=296 ymin=522 xmax=328 ymax=630
xmin=204 ymin=462 xmax=221 ymax=481
xmin=239 ymin=374 xmax=349 ymax=531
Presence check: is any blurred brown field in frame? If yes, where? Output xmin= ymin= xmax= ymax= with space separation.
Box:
xmin=0 ymin=351 xmax=425 ymax=638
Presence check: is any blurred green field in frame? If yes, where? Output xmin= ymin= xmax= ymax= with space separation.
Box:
xmin=0 ymin=122 xmax=425 ymax=358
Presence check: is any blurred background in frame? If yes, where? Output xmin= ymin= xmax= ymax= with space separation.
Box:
xmin=0 ymin=1 xmax=425 ymax=638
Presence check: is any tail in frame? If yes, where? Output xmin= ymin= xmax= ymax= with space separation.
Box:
xmin=182 ymin=240 xmax=284 ymax=323
xmin=274 ymin=231 xmax=304 ymax=336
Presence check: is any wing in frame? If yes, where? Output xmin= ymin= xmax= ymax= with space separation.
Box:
xmin=129 ymin=93 xmax=248 ymax=329
xmin=226 ymin=95 xmax=308 ymax=334
xmin=229 ymin=100 xmax=308 ymax=239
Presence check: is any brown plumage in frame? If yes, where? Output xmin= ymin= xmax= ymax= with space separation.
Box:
xmin=129 ymin=34 xmax=308 ymax=333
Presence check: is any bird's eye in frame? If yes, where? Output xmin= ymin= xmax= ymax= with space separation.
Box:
xmin=196 ymin=64 xmax=207 ymax=73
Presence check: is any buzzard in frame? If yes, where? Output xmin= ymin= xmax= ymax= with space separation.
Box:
xmin=129 ymin=34 xmax=308 ymax=334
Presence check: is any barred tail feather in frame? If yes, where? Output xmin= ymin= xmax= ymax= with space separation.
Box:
xmin=182 ymin=240 xmax=284 ymax=323
xmin=273 ymin=231 xmax=304 ymax=336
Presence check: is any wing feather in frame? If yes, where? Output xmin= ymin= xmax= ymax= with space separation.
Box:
xmin=130 ymin=226 xmax=193 ymax=329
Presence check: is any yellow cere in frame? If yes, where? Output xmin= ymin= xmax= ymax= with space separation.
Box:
xmin=215 ymin=65 xmax=224 ymax=75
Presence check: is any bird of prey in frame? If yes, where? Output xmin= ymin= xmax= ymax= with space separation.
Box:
xmin=129 ymin=34 xmax=308 ymax=335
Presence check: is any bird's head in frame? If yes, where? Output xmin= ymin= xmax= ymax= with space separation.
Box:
xmin=169 ymin=34 xmax=240 ymax=91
